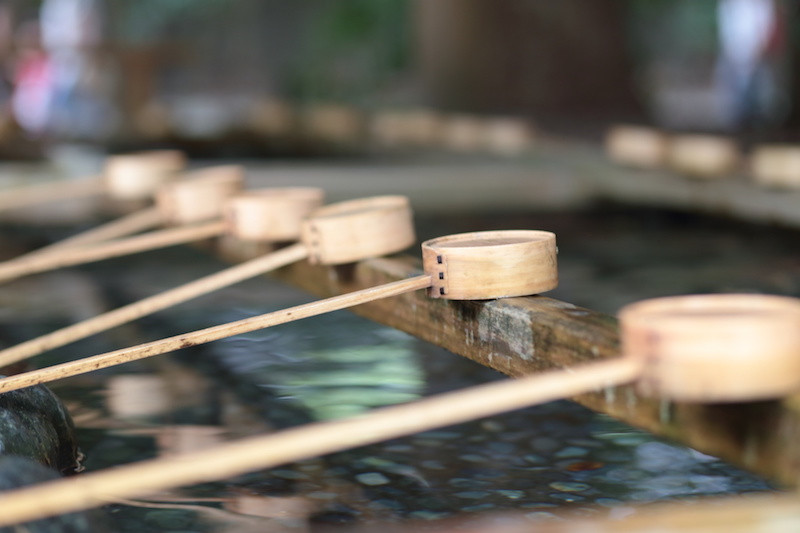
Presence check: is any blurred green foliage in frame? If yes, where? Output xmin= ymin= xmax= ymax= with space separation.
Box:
xmin=288 ymin=0 xmax=411 ymax=103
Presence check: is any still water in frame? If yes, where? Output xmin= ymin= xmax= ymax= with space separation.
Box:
xmin=2 ymin=206 xmax=797 ymax=532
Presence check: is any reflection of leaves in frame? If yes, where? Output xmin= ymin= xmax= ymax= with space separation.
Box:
xmin=265 ymin=343 xmax=424 ymax=421
xmin=289 ymin=0 xmax=411 ymax=101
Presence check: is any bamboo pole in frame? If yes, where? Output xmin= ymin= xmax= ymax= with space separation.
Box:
xmin=0 ymin=356 xmax=640 ymax=526
xmin=0 ymin=243 xmax=310 ymax=367
xmin=0 ymin=275 xmax=434 ymax=393
xmin=0 ymin=220 xmax=227 ymax=285
xmin=20 ymin=206 xmax=164 ymax=259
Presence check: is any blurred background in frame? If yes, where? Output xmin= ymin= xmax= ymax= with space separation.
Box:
xmin=1 ymin=2 xmax=800 ymax=531
xmin=0 ymin=0 xmax=796 ymax=156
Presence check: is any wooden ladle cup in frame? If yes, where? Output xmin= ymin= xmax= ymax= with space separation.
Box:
xmin=0 ymin=165 xmax=244 ymax=284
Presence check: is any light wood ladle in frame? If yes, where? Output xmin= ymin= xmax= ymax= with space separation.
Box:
xmin=0 ymin=165 xmax=244 ymax=284
xmin=0 ymin=226 xmax=554 ymax=393
xmin=0 ymin=187 xmax=326 ymax=368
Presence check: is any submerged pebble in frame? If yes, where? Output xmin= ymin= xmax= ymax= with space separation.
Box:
xmin=554 ymin=446 xmax=589 ymax=459
xmin=448 ymin=478 xmax=491 ymax=489
xmin=355 ymin=472 xmax=390 ymax=486
xmin=497 ymin=489 xmax=526 ymax=499
xmin=462 ymin=503 xmax=496 ymax=512
xmin=454 ymin=491 xmax=491 ymax=499
xmin=549 ymin=481 xmax=591 ymax=493
xmin=409 ymin=510 xmax=450 ymax=521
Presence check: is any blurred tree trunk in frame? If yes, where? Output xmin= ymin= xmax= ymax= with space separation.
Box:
xmin=414 ymin=0 xmax=643 ymax=122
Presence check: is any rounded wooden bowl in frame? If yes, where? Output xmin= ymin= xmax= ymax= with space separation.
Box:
xmin=302 ymin=104 xmax=363 ymax=144
xmin=750 ymin=145 xmax=800 ymax=190
xmin=301 ymin=196 xmax=415 ymax=265
xmin=482 ymin=118 xmax=534 ymax=156
xmin=156 ymin=165 xmax=245 ymax=225
xmin=421 ymin=230 xmax=558 ymax=300
xmin=404 ymin=109 xmax=444 ymax=147
xmin=225 ymin=187 xmax=325 ymax=242
xmin=370 ymin=111 xmax=407 ymax=148
xmin=441 ymin=115 xmax=484 ymax=152
xmin=605 ymin=125 xmax=667 ymax=169
xmin=619 ymin=294 xmax=800 ymax=402
xmin=103 ymin=150 xmax=186 ymax=200
xmin=667 ymin=134 xmax=739 ymax=179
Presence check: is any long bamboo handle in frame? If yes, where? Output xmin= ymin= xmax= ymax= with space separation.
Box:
xmin=0 ymin=220 xmax=226 ymax=284
xmin=0 ymin=175 xmax=103 ymax=212
xmin=21 ymin=207 xmax=164 ymax=260
xmin=0 ymin=243 xmax=310 ymax=367
xmin=0 ymin=274 xmax=434 ymax=393
xmin=0 ymin=357 xmax=640 ymax=526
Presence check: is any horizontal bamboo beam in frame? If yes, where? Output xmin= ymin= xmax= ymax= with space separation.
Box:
xmin=227 ymin=247 xmax=800 ymax=487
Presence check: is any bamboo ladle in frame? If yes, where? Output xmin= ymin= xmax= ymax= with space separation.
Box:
xmin=0 ymin=149 xmax=185 ymax=225
xmin=0 ymin=165 xmax=244 ymax=284
xmin=0 ymin=279 xmax=796 ymax=525
xmin=0 ymin=187 xmax=325 ymax=368
xmin=0 ymin=227 xmax=555 ymax=393
xmin=4 ymin=150 xmax=187 ymax=264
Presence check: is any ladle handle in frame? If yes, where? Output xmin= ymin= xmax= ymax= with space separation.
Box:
xmin=0 ymin=356 xmax=640 ymax=526
xmin=0 ymin=243 xmax=311 ymax=368
xmin=0 ymin=220 xmax=226 ymax=284
xmin=0 ymin=274 xmax=434 ymax=393
xmin=20 ymin=207 xmax=164 ymax=260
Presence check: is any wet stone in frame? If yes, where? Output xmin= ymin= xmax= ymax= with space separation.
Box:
xmin=554 ymin=446 xmax=589 ymax=459
xmin=530 ymin=437 xmax=560 ymax=453
xmin=409 ymin=510 xmax=450 ymax=521
xmin=448 ymin=478 xmax=491 ymax=489
xmin=368 ymin=499 xmax=405 ymax=511
xmin=310 ymin=509 xmax=358 ymax=525
xmin=523 ymin=454 xmax=547 ymax=465
xmin=595 ymin=497 xmax=624 ymax=507
xmin=487 ymin=441 xmax=515 ymax=454
xmin=384 ymin=444 xmax=413 ymax=453
xmin=612 ymin=435 xmax=649 ymax=447
xmin=497 ymin=489 xmax=526 ymax=499
xmin=0 ymin=381 xmax=82 ymax=474
xmin=411 ymin=438 xmax=445 ymax=448
xmin=549 ymin=493 xmax=586 ymax=503
xmin=462 ymin=503 xmax=497 ymax=513
xmin=418 ymin=430 xmax=461 ymax=440
xmin=308 ymin=491 xmax=339 ymax=500
xmin=470 ymin=467 xmax=508 ymax=480
xmin=519 ymin=502 xmax=559 ymax=509
xmin=359 ymin=457 xmax=397 ymax=469
xmin=549 ymin=481 xmax=591 ymax=493
xmin=454 ymin=491 xmax=491 ymax=499
xmin=356 ymin=472 xmax=390 ymax=486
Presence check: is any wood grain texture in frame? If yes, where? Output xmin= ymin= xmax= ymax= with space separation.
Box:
xmin=262 ymin=251 xmax=800 ymax=487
